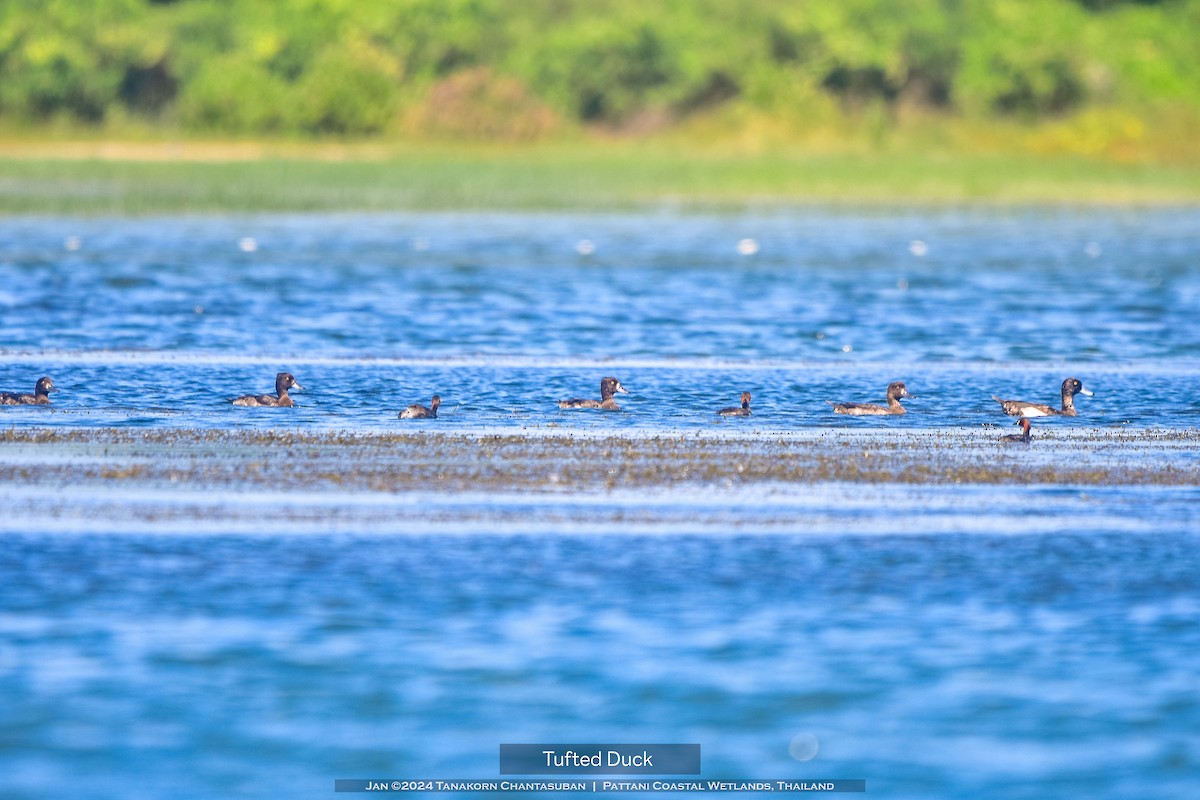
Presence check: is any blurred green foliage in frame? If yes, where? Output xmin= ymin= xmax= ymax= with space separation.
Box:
xmin=1 ymin=0 xmax=1198 ymax=145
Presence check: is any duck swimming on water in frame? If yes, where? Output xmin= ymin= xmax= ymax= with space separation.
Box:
xmin=558 ymin=377 xmax=629 ymax=410
xmin=717 ymin=392 xmax=752 ymax=417
xmin=828 ymin=382 xmax=911 ymax=416
xmin=999 ymin=417 xmax=1032 ymax=443
xmin=0 ymin=376 xmax=57 ymax=405
xmin=231 ymin=372 xmax=304 ymax=407
xmin=399 ymin=395 xmax=441 ymax=419
xmin=993 ymin=377 xmax=1092 ymax=417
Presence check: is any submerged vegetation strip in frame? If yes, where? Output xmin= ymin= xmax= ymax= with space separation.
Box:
xmin=0 ymin=428 xmax=1196 ymax=490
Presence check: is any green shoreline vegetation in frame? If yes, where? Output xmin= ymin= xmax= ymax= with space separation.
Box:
xmin=3 ymin=145 xmax=1200 ymax=214
xmin=3 ymin=1 xmax=1200 ymax=211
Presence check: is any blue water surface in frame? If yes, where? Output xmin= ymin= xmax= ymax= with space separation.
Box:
xmin=1 ymin=532 xmax=1198 ymax=799
xmin=1 ymin=208 xmax=1198 ymax=799
xmin=0 ymin=208 xmax=1198 ymax=431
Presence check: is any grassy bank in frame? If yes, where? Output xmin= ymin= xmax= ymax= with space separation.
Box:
xmin=3 ymin=142 xmax=1199 ymax=214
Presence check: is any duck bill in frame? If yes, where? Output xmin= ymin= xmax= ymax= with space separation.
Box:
xmin=292 ymin=383 xmax=306 ymax=391
xmin=1078 ymin=386 xmax=1093 ymax=396
xmin=615 ymin=385 xmax=630 ymax=394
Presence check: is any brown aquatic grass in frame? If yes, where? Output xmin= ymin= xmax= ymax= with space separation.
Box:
xmin=1 ymin=428 xmax=1195 ymax=492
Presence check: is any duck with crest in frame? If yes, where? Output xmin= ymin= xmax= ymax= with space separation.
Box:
xmin=231 ymin=372 xmax=305 ymax=407
xmin=558 ymin=377 xmax=629 ymax=410
xmin=827 ymin=382 xmax=912 ymax=416
xmin=0 ymin=376 xmax=57 ymax=405
xmin=993 ymin=377 xmax=1092 ymax=417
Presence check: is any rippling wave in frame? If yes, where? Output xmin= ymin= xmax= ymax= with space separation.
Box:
xmin=1 ymin=209 xmax=1197 ymax=799
xmin=2 ymin=208 xmax=1197 ymax=362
